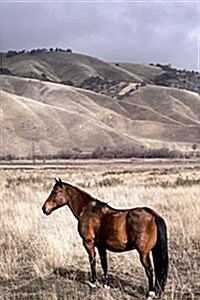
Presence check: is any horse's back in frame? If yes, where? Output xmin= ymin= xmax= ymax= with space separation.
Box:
xmin=97 ymin=206 xmax=157 ymax=253
xmin=79 ymin=204 xmax=158 ymax=253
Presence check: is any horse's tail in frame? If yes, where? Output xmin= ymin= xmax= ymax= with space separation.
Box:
xmin=152 ymin=215 xmax=168 ymax=294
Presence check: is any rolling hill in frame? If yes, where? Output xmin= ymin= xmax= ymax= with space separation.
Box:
xmin=2 ymin=51 xmax=143 ymax=85
xmin=0 ymin=50 xmax=200 ymax=159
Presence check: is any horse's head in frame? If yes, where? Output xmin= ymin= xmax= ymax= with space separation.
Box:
xmin=42 ymin=178 xmax=69 ymax=215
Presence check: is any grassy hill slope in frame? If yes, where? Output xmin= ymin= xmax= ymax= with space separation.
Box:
xmin=2 ymin=51 xmax=144 ymax=85
xmin=1 ymin=74 xmax=200 ymax=158
xmin=1 ymin=50 xmax=200 ymax=159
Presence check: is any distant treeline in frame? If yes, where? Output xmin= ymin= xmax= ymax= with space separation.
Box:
xmin=150 ymin=63 xmax=199 ymax=75
xmin=150 ymin=63 xmax=200 ymax=93
xmin=1 ymin=146 xmax=199 ymax=161
xmin=5 ymin=48 xmax=73 ymax=58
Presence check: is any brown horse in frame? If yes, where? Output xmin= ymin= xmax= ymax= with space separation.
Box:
xmin=42 ymin=178 xmax=168 ymax=300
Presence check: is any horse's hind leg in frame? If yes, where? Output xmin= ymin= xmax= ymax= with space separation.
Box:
xmin=139 ymin=252 xmax=155 ymax=299
xmin=98 ymin=246 xmax=109 ymax=288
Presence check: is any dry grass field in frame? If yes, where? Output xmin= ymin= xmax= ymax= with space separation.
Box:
xmin=0 ymin=159 xmax=200 ymax=300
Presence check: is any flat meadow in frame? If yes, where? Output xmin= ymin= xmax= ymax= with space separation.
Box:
xmin=0 ymin=159 xmax=200 ymax=300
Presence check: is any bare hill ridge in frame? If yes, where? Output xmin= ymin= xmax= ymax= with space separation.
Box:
xmin=1 ymin=51 xmax=200 ymax=159
xmin=2 ymin=51 xmax=144 ymax=85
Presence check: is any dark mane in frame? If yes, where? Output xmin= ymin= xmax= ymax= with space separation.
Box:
xmin=62 ymin=182 xmax=108 ymax=206
xmin=65 ymin=182 xmax=110 ymax=214
xmin=65 ymin=182 xmax=95 ymax=199
xmin=95 ymin=199 xmax=108 ymax=208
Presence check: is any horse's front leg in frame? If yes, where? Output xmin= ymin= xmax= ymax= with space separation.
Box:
xmin=83 ymin=239 xmax=97 ymax=287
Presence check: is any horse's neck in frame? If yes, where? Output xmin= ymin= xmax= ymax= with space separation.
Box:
xmin=67 ymin=186 xmax=94 ymax=219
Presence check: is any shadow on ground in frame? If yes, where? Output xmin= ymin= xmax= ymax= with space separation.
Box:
xmin=0 ymin=267 xmax=145 ymax=300
xmin=1 ymin=267 xmax=200 ymax=300
xmin=53 ymin=267 xmax=145 ymax=296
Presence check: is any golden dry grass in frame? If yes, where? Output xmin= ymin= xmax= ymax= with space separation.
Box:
xmin=0 ymin=160 xmax=200 ymax=300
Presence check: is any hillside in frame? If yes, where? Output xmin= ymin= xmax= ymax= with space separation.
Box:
xmin=2 ymin=51 xmax=143 ymax=86
xmin=112 ymin=62 xmax=165 ymax=82
xmin=1 ymin=50 xmax=200 ymax=159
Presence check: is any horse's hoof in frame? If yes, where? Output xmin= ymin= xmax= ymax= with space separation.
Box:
xmin=89 ymin=282 xmax=96 ymax=288
xmin=103 ymin=284 xmax=110 ymax=289
xmin=147 ymin=291 xmax=156 ymax=300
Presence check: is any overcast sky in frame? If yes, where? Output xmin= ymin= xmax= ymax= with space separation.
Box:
xmin=0 ymin=1 xmax=199 ymax=71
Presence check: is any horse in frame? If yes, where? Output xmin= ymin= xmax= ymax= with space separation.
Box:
xmin=42 ymin=178 xmax=168 ymax=300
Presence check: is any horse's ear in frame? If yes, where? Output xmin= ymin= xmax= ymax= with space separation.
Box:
xmin=55 ymin=178 xmax=59 ymax=184
xmin=58 ymin=178 xmax=62 ymax=184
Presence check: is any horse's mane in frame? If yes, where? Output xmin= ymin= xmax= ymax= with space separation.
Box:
xmin=61 ymin=181 xmax=108 ymax=207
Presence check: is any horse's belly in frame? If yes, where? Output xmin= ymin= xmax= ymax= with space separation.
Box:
xmin=105 ymin=239 xmax=124 ymax=251
xmin=100 ymin=230 xmax=131 ymax=252
xmin=104 ymin=238 xmax=135 ymax=252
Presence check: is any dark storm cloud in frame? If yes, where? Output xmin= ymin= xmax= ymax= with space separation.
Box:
xmin=0 ymin=1 xmax=199 ymax=70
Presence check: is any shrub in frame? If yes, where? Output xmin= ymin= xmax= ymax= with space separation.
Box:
xmin=0 ymin=68 xmax=13 ymax=75
xmin=6 ymin=50 xmax=18 ymax=58
xmin=60 ymin=80 xmax=74 ymax=86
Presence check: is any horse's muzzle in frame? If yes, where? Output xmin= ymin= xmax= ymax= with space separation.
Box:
xmin=42 ymin=205 xmax=51 ymax=215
